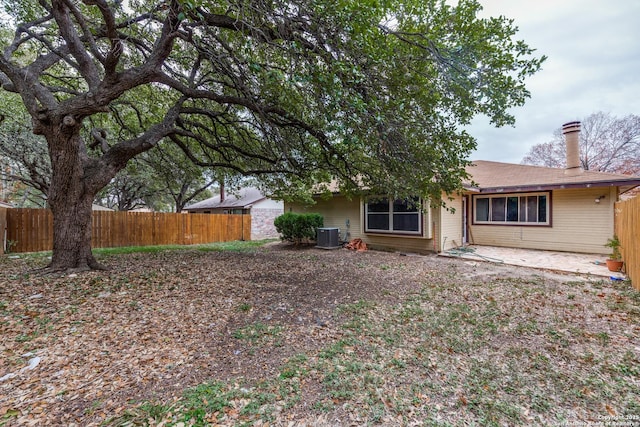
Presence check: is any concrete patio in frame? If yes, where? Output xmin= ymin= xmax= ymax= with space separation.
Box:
xmin=440 ymin=245 xmax=625 ymax=279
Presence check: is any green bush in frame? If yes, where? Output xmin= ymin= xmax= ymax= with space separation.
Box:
xmin=274 ymin=212 xmax=324 ymax=244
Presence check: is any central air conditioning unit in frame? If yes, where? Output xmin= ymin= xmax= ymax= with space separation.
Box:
xmin=316 ymin=227 xmax=341 ymax=249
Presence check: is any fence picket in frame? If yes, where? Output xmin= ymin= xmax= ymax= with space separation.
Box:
xmin=615 ymin=197 xmax=639 ymax=290
xmin=0 ymin=208 xmax=6 ymax=255
xmin=4 ymin=209 xmax=251 ymax=253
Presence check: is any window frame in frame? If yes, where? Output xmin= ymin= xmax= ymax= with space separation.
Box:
xmin=472 ymin=192 xmax=551 ymax=226
xmin=364 ymin=197 xmax=423 ymax=236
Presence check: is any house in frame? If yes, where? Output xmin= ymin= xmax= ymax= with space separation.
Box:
xmin=286 ymin=122 xmax=640 ymax=255
xmin=184 ymin=187 xmax=283 ymax=240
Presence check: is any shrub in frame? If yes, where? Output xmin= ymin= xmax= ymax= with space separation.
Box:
xmin=274 ymin=212 xmax=324 ymax=244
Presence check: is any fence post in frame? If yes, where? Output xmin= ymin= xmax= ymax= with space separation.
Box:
xmin=0 ymin=208 xmax=6 ymax=255
xmin=243 ymin=213 xmax=251 ymax=241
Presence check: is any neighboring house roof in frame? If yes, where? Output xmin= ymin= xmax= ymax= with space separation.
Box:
xmin=0 ymin=201 xmax=13 ymax=208
xmin=184 ymin=187 xmax=268 ymax=210
xmin=92 ymin=204 xmax=114 ymax=211
xmin=466 ymin=160 xmax=640 ymax=193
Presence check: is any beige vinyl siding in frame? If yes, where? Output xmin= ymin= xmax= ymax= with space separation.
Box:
xmin=286 ymin=195 xmax=437 ymax=253
xmin=438 ymin=194 xmax=463 ymax=252
xmin=286 ymin=196 xmax=362 ymax=242
xmin=363 ymin=232 xmax=434 ymax=253
xmin=469 ymin=187 xmax=615 ymax=254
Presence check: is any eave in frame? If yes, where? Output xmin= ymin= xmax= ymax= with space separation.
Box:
xmin=471 ymin=179 xmax=640 ymax=194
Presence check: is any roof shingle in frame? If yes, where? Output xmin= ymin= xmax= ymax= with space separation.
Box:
xmin=184 ymin=187 xmax=267 ymax=210
xmin=466 ymin=160 xmax=640 ymax=192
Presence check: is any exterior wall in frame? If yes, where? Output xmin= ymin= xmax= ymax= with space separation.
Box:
xmin=438 ymin=194 xmax=463 ymax=252
xmin=287 ymin=195 xmax=362 ymax=242
xmin=254 ymin=198 xmax=283 ymax=210
xmin=251 ymin=207 xmax=284 ymax=240
xmin=468 ymin=187 xmax=616 ymax=254
xmin=251 ymin=199 xmax=284 ymax=240
xmin=286 ymin=195 xmax=436 ymax=254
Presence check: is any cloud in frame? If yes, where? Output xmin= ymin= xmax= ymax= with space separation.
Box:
xmin=467 ymin=0 xmax=640 ymax=163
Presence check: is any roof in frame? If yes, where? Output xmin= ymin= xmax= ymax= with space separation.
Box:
xmin=466 ymin=160 xmax=640 ymax=193
xmin=184 ymin=187 xmax=268 ymax=210
xmin=92 ymin=204 xmax=113 ymax=211
xmin=1 ymin=202 xmax=115 ymax=210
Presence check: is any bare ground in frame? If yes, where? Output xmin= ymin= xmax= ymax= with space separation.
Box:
xmin=1 ymin=242 xmax=639 ymax=426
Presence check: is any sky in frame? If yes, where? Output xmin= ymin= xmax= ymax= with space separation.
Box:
xmin=467 ymin=0 xmax=640 ymax=164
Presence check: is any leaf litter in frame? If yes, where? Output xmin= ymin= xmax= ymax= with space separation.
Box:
xmin=0 ymin=243 xmax=639 ymax=426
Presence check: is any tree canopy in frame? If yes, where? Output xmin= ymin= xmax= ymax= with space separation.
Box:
xmin=0 ymin=88 xmax=215 ymax=211
xmin=0 ymin=0 xmax=544 ymax=270
xmin=522 ymin=112 xmax=640 ymax=175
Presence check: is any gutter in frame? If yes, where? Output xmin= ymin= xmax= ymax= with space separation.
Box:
xmin=475 ymin=179 xmax=640 ymax=194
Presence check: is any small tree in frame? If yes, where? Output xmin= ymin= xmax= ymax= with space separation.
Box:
xmin=274 ymin=212 xmax=323 ymax=244
xmin=605 ymin=235 xmax=622 ymax=261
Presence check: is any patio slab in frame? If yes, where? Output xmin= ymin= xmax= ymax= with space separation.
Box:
xmin=440 ymin=245 xmax=624 ymax=278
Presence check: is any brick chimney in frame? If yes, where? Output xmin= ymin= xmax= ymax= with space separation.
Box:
xmin=562 ymin=121 xmax=583 ymax=175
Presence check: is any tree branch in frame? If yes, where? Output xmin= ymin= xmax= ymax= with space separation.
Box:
xmin=85 ymin=0 xmax=123 ymax=76
xmin=51 ymin=0 xmax=101 ymax=89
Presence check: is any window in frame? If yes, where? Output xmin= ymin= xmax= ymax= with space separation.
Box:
xmin=473 ymin=192 xmax=549 ymax=225
xmin=223 ymin=208 xmax=246 ymax=215
xmin=365 ymin=197 xmax=422 ymax=234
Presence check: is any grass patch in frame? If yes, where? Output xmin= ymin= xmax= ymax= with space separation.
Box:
xmin=232 ymin=322 xmax=283 ymax=343
xmin=93 ymin=239 xmax=273 ymax=256
xmin=238 ymin=302 xmax=252 ymax=312
xmin=108 ymin=382 xmax=240 ymax=426
xmin=109 ymin=358 xmax=309 ymax=426
xmin=337 ymin=300 xmax=375 ymax=316
xmin=0 ymin=240 xmax=275 ymax=261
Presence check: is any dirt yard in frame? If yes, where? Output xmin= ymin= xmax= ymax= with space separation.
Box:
xmin=1 ymin=243 xmax=639 ymax=426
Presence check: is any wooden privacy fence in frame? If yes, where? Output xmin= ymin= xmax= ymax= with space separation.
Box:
xmin=615 ymin=197 xmax=640 ymax=291
xmin=0 ymin=208 xmax=6 ymax=255
xmin=0 ymin=208 xmax=251 ymax=254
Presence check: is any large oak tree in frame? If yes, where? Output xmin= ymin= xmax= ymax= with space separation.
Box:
xmin=0 ymin=0 xmax=544 ymax=271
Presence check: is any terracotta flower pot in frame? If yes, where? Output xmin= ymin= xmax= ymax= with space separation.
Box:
xmin=606 ymin=259 xmax=624 ymax=272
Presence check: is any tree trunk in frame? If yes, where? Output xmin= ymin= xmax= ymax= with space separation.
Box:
xmin=44 ymin=116 xmax=111 ymax=271
xmin=49 ymin=192 xmax=102 ymax=271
